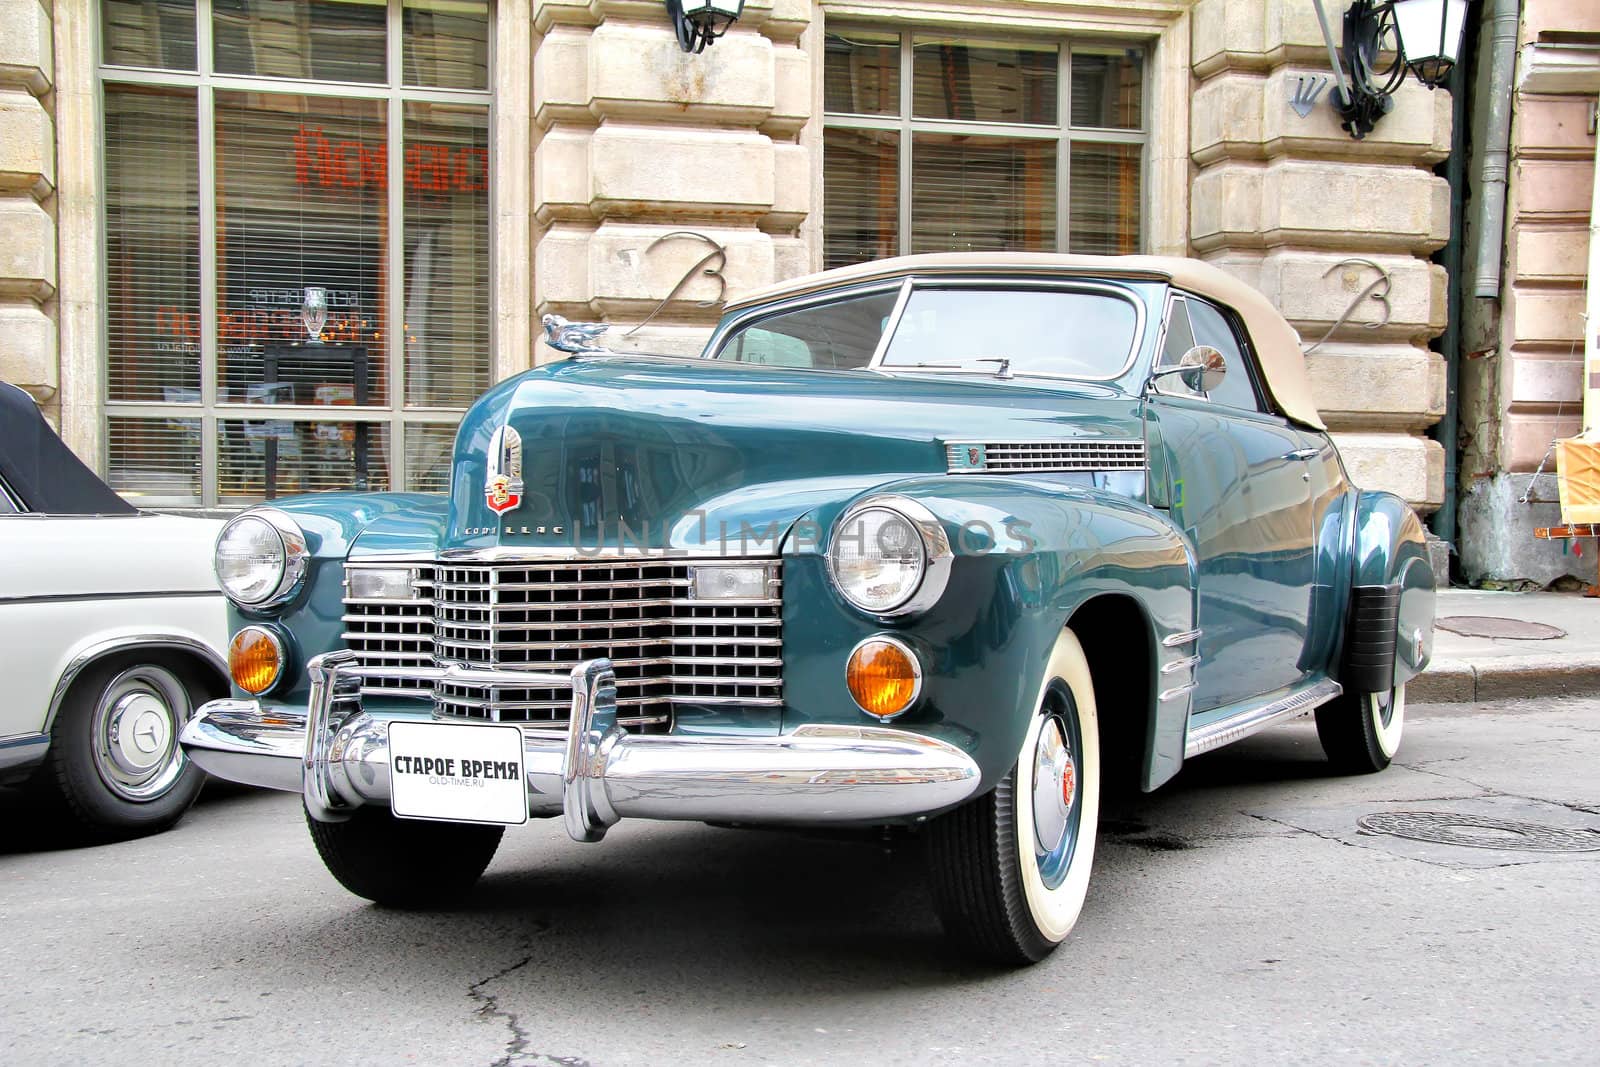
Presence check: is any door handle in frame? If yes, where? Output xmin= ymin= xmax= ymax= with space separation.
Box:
xmin=1283 ymin=447 xmax=1322 ymax=461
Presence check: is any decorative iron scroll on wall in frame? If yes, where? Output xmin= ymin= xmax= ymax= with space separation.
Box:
xmin=623 ymin=231 xmax=729 ymax=337
xmin=1302 ymin=257 xmax=1393 ymax=354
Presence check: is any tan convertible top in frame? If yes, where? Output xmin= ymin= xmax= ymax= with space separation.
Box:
xmin=725 ymin=253 xmax=1326 ymax=431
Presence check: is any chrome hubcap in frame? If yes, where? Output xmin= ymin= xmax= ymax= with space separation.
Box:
xmin=1032 ymin=718 xmax=1076 ymax=855
xmin=91 ymin=666 xmax=189 ymax=802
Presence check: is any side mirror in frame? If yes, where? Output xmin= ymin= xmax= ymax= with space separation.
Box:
xmin=1145 ymin=345 xmax=1227 ymax=396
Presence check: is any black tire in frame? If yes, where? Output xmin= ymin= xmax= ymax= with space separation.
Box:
xmin=926 ymin=629 xmax=1100 ymax=965
xmin=28 ymin=656 xmax=209 ymax=842
xmin=305 ymin=805 xmax=504 ymax=907
xmin=1315 ymin=684 xmax=1405 ymax=774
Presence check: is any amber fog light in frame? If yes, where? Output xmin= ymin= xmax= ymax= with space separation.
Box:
xmin=846 ymin=636 xmax=923 ymax=720
xmin=230 ymin=626 xmax=285 ymax=695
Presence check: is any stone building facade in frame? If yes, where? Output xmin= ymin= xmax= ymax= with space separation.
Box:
xmin=0 ymin=0 xmax=1514 ymax=526
xmin=1458 ymin=0 xmax=1600 ymax=585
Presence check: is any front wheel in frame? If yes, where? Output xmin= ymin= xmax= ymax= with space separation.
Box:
xmin=926 ymin=628 xmax=1101 ymax=965
xmin=1315 ymin=684 xmax=1405 ymax=774
xmin=305 ymin=805 xmax=504 ymax=907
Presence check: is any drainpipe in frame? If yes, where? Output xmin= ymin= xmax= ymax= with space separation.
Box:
xmin=1587 ymin=105 xmax=1600 ymax=434
xmin=1431 ymin=52 xmax=1470 ymax=552
xmin=1473 ymin=0 xmax=1519 ymax=298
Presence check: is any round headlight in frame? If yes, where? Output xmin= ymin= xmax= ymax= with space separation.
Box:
xmin=828 ymin=505 xmax=929 ymax=614
xmin=215 ymin=510 xmax=308 ymax=608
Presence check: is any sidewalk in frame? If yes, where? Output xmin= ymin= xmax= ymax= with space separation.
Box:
xmin=1414 ymin=588 xmax=1600 ymax=703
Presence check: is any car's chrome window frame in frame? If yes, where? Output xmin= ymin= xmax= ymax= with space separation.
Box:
xmin=868 ymin=277 xmax=1146 ymax=383
xmin=701 ymin=279 xmax=909 ymax=366
xmin=1151 ymin=288 xmax=1273 ymax=415
xmin=707 ymin=274 xmax=1147 ymax=385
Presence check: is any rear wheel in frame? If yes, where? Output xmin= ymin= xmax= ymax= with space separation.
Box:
xmin=926 ymin=628 xmax=1100 ymax=965
xmin=30 ymin=657 xmax=208 ymax=841
xmin=305 ymin=805 xmax=504 ymax=907
xmin=1315 ymin=684 xmax=1405 ymax=774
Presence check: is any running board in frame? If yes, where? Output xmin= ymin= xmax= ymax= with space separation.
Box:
xmin=1184 ymin=678 xmax=1343 ymax=759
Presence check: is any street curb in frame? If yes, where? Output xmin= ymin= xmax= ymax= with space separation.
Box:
xmin=1412 ymin=654 xmax=1600 ymax=704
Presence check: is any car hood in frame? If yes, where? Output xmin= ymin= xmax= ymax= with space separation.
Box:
xmin=435 ymin=355 xmax=1145 ymax=555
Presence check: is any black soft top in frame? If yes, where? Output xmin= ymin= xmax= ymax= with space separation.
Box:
xmin=0 ymin=382 xmax=137 ymax=515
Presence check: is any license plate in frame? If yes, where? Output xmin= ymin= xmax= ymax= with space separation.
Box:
xmin=388 ymin=721 xmax=528 ymax=826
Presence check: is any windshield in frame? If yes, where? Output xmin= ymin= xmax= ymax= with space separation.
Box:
xmin=710 ymin=282 xmax=1141 ymax=380
xmin=881 ymin=287 xmax=1140 ymax=379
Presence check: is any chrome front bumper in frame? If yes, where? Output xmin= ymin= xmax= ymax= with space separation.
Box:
xmin=178 ymin=650 xmax=982 ymax=840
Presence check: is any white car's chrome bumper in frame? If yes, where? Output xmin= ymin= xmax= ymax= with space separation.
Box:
xmin=179 ymin=650 xmax=982 ymax=840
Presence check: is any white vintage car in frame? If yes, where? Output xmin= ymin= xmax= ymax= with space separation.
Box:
xmin=0 ymin=383 xmax=229 ymax=840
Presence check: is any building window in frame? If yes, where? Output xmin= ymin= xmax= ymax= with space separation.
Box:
xmin=823 ymin=30 xmax=1148 ymax=270
xmin=99 ymin=0 xmax=491 ymax=507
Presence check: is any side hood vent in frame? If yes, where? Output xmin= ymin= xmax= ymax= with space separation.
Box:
xmin=945 ymin=438 xmax=1146 ymax=474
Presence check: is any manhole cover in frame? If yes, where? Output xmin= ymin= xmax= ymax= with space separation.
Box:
xmin=1435 ymin=616 xmax=1567 ymax=640
xmin=1357 ymin=811 xmax=1600 ymax=852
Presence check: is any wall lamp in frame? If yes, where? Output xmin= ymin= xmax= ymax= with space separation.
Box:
xmin=667 ymin=0 xmax=745 ymax=54
xmin=1312 ymin=0 xmax=1472 ymax=139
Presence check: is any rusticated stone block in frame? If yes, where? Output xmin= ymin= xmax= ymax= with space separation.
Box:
xmin=1192 ymin=160 xmax=1449 ymax=254
xmin=0 ymin=301 xmax=56 ymax=395
xmin=765 ymin=142 xmax=809 ymax=230
xmin=1514 ymin=160 xmax=1595 ymax=218
xmin=768 ymin=235 xmax=812 ymax=287
xmin=0 ymin=196 xmax=54 ymax=300
xmin=0 ymin=0 xmax=52 ymax=95
xmin=534 ymin=126 xmax=592 ymax=223
xmin=1509 ymin=288 xmax=1585 ymax=346
xmin=1257 ymin=251 xmax=1445 ymax=344
xmin=1332 ymin=431 xmax=1444 ymax=510
xmin=765 ymin=44 xmax=810 ymax=138
xmin=533 ymin=26 xmax=590 ymax=128
xmin=1508 ymin=353 xmax=1582 ymax=407
xmin=1192 ymin=0 xmax=1339 ymax=77
xmin=588 ymin=20 xmax=774 ymax=126
xmin=1192 ymin=68 xmax=1450 ymax=165
xmin=1511 ymin=224 xmax=1590 ymax=283
xmin=1514 ymin=96 xmax=1600 ymax=154
xmin=1304 ymin=342 xmax=1445 ymax=431
xmin=589 ymin=124 xmax=774 ymax=219
xmin=535 ymin=225 xmax=594 ymax=308
xmin=587 ymin=223 xmax=774 ymax=315
xmin=0 ymin=88 xmax=52 ymax=197
xmin=1505 ymin=412 xmax=1580 ymax=472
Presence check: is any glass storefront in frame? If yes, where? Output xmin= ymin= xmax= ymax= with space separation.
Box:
xmin=823 ymin=29 xmax=1148 ymax=269
xmin=99 ymin=0 xmax=491 ymax=507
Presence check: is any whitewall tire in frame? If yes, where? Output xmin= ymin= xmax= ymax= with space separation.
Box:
xmin=1316 ymin=683 xmax=1405 ymax=774
xmin=926 ymin=628 xmax=1100 ymax=964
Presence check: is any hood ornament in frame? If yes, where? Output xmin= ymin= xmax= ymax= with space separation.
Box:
xmin=485 ymin=425 xmax=524 ymax=515
xmin=542 ymin=314 xmax=611 ymax=354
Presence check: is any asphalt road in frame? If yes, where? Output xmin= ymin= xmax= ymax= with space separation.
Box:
xmin=3 ymin=698 xmax=1597 ymax=1066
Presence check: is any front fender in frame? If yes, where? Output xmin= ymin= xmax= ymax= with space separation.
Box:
xmin=1345 ymin=491 xmax=1435 ymax=690
xmin=231 ymin=493 xmax=448 ymax=704
xmin=782 ymin=475 xmax=1198 ymax=796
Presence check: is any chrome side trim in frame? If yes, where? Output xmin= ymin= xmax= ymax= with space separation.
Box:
xmin=45 ymin=634 xmax=228 ymax=735
xmin=1159 ymin=681 xmax=1197 ymax=702
xmin=944 ymin=438 xmax=1147 ymax=474
xmin=1160 ymin=654 xmax=1200 ymax=675
xmin=1184 ymin=678 xmax=1342 ymax=759
xmin=1162 ymin=629 xmax=1202 ymax=648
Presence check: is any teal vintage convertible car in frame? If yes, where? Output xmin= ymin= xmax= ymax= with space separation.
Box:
xmin=181 ymin=253 xmax=1435 ymax=964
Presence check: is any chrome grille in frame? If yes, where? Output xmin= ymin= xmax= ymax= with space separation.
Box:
xmin=342 ymin=559 xmax=783 ymax=729
xmin=946 ymin=439 xmax=1145 ymax=474
xmin=341 ymin=566 xmax=435 ymax=698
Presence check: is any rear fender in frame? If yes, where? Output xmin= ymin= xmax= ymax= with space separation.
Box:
xmin=1343 ymin=491 xmax=1435 ymax=691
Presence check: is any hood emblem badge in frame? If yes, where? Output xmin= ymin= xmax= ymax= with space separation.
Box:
xmin=485 ymin=425 xmax=524 ymax=515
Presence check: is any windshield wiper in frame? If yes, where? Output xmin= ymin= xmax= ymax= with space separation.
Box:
xmin=974 ymin=357 xmax=1013 ymax=379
